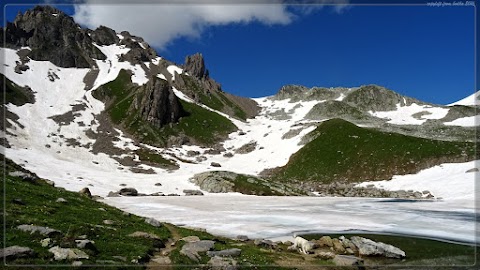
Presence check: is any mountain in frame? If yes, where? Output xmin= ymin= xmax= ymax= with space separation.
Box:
xmin=448 ymin=91 xmax=480 ymax=106
xmin=0 ymin=6 xmax=477 ymax=199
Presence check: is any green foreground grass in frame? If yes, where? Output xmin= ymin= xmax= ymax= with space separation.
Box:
xmin=2 ymin=157 xmax=171 ymax=267
xmin=273 ymin=118 xmax=475 ymax=183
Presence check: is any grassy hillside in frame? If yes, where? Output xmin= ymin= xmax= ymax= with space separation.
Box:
xmin=93 ymin=70 xmax=236 ymax=147
xmin=2 ymin=156 xmax=171 ymax=266
xmin=271 ymin=119 xmax=475 ymax=183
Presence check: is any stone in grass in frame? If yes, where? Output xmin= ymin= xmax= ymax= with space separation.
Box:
xmin=71 ymin=261 xmax=83 ymax=267
xmin=315 ymin=251 xmax=336 ymax=260
xmin=318 ymin=236 xmax=333 ymax=247
xmin=207 ymin=248 xmax=242 ymax=258
xmin=40 ymin=238 xmax=52 ymax=247
xmin=208 ymin=256 xmax=238 ymax=269
xmin=48 ymin=246 xmax=89 ymax=261
xmin=103 ymin=219 xmax=115 ymax=225
xmin=236 ymin=235 xmax=249 ymax=242
xmin=180 ymin=240 xmax=215 ymax=262
xmin=79 ymin=187 xmax=92 ymax=198
xmin=0 ymin=246 xmax=35 ymax=260
xmin=128 ymin=231 xmax=161 ymax=240
xmin=56 ymin=198 xmax=67 ymax=203
xmin=17 ymin=224 xmax=61 ymax=237
xmin=145 ymin=217 xmax=162 ymax=227
xmin=350 ymin=236 xmax=406 ymax=258
xmin=181 ymin=236 xmax=201 ymax=243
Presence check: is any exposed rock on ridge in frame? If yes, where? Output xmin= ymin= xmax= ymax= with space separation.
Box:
xmin=2 ymin=6 xmax=106 ymax=68
xmin=134 ymin=77 xmax=183 ymax=129
xmin=174 ymin=53 xmax=259 ymax=119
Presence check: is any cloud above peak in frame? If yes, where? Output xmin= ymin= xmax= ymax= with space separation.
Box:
xmin=73 ymin=1 xmax=348 ymax=50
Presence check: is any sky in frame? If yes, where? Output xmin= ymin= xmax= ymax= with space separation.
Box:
xmin=2 ymin=1 xmax=477 ymax=105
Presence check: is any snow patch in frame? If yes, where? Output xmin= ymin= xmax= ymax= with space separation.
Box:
xmin=370 ymin=103 xmax=450 ymax=125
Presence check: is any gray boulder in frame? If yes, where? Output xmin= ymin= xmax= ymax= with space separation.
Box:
xmin=350 ymin=236 xmax=406 ymax=258
xmin=332 ymin=238 xmax=346 ymax=253
xmin=190 ymin=171 xmax=236 ymax=193
xmin=314 ymin=251 xmax=336 ymax=260
xmin=17 ymin=224 xmax=61 ymax=237
xmin=48 ymin=246 xmax=89 ymax=261
xmin=180 ymin=240 xmax=215 ymax=262
xmin=79 ymin=187 xmax=92 ymax=198
xmin=207 ymin=248 xmax=242 ymax=258
xmin=8 ymin=171 xmax=36 ymax=182
xmin=181 ymin=236 xmax=201 ymax=243
xmin=119 ymin=187 xmax=138 ymax=196
xmin=466 ymin=168 xmax=479 ymax=173
xmin=210 ymin=162 xmax=222 ymax=167
xmin=235 ymin=141 xmax=257 ymax=154
xmin=183 ymin=189 xmax=204 ymax=196
xmin=145 ymin=217 xmax=162 ymax=227
xmin=318 ymin=236 xmax=333 ymax=247
xmin=253 ymin=239 xmax=277 ymax=249
xmin=208 ymin=256 xmax=238 ymax=270
xmin=0 ymin=246 xmax=35 ymax=260
xmin=128 ymin=231 xmax=161 ymax=240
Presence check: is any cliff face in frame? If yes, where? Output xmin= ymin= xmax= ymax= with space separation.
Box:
xmin=2 ymin=6 xmax=107 ymax=68
xmin=135 ymin=77 xmax=183 ymax=129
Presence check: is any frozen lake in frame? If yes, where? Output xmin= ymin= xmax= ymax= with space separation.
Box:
xmin=105 ymin=195 xmax=476 ymax=244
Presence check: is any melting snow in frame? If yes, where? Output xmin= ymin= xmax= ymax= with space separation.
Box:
xmin=370 ymin=103 xmax=450 ymax=125
xmin=444 ymin=115 xmax=479 ymax=127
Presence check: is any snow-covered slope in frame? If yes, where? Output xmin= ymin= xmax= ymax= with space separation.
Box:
xmin=448 ymin=91 xmax=479 ymax=106
xmin=2 ymin=41 xmax=478 ymax=201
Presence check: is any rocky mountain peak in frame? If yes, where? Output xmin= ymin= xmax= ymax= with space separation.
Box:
xmin=343 ymin=84 xmax=422 ymax=112
xmin=2 ymin=5 xmax=106 ymax=68
xmin=134 ymin=77 xmax=184 ymax=129
xmin=184 ymin=53 xmax=208 ymax=79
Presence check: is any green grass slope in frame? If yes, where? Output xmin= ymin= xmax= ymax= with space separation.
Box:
xmin=2 ymin=156 xmax=171 ymax=266
xmin=272 ymin=119 xmax=475 ymax=183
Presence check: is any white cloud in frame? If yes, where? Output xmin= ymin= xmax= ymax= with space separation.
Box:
xmin=74 ymin=1 xmax=292 ymax=49
xmin=73 ymin=0 xmax=350 ymax=50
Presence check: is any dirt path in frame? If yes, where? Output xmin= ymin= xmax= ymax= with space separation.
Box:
xmin=146 ymin=223 xmax=182 ymax=269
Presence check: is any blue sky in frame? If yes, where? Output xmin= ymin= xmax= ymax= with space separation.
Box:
xmin=2 ymin=1 xmax=476 ymax=104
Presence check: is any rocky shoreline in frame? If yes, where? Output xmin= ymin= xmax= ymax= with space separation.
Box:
xmin=297 ymin=181 xmax=437 ymax=200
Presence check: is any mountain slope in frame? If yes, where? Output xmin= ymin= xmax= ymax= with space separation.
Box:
xmin=267 ymin=119 xmax=475 ymax=184
xmin=0 ymin=5 xmax=477 ymax=199
xmin=448 ymin=91 xmax=479 ymax=106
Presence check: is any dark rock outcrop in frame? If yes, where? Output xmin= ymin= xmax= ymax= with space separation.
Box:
xmin=118 ymin=31 xmax=157 ymax=64
xmin=184 ymin=53 xmax=207 ymax=79
xmin=2 ymin=6 xmax=106 ymax=68
xmin=134 ymin=78 xmax=184 ymax=129
xmin=90 ymin=25 xmax=119 ymax=46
